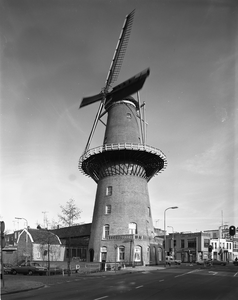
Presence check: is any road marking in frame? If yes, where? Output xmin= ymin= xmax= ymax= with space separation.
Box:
xmin=159 ymin=279 xmax=164 ymax=282
xmin=208 ymin=271 xmax=218 ymax=276
xmin=234 ymin=272 xmax=238 ymax=277
xmin=175 ymin=269 xmax=201 ymax=278
xmin=136 ymin=285 xmax=143 ymax=289
xmin=175 ymin=273 xmax=187 ymax=278
xmin=94 ymin=297 xmax=108 ymax=300
xmin=188 ymin=269 xmax=202 ymax=274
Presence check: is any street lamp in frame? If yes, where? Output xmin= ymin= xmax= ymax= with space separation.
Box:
xmin=164 ymin=207 xmax=178 ymax=267
xmin=15 ymin=217 xmax=29 ymax=262
xmin=167 ymin=225 xmax=174 ymax=258
xmin=15 ymin=217 xmax=28 ymax=229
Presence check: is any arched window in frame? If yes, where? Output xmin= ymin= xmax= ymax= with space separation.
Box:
xmin=118 ymin=246 xmax=125 ymax=261
xmin=103 ymin=224 xmax=110 ymax=239
xmin=129 ymin=222 xmax=137 ymax=234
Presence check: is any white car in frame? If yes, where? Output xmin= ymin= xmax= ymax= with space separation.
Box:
xmin=166 ymin=256 xmax=181 ymax=265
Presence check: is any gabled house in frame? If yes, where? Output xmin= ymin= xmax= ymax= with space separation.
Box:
xmin=17 ymin=228 xmax=65 ymax=263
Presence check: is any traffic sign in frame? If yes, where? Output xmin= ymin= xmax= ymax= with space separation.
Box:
xmin=0 ymin=221 xmax=5 ymax=233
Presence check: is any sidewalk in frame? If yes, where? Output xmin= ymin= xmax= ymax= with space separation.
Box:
xmin=1 ymin=278 xmax=45 ymax=295
xmin=1 ymin=266 xmax=165 ymax=295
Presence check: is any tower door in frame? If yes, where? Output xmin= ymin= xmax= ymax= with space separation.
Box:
xmin=101 ymin=246 xmax=107 ymax=262
xmin=89 ymin=249 xmax=94 ymax=262
xmin=134 ymin=246 xmax=142 ymax=265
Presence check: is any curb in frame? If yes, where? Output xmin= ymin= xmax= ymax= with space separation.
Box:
xmin=1 ymin=282 xmax=45 ymax=295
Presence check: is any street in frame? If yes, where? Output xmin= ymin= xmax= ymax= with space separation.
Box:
xmin=2 ymin=265 xmax=238 ymax=300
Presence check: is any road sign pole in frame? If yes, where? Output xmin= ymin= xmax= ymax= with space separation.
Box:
xmin=1 ymin=221 xmax=5 ymax=287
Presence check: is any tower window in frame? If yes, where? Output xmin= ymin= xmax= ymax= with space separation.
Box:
xmin=148 ymin=207 xmax=151 ymax=217
xmin=129 ymin=222 xmax=137 ymax=234
xmin=106 ymin=186 xmax=112 ymax=196
xmin=105 ymin=205 xmax=111 ymax=214
xmin=103 ymin=224 xmax=110 ymax=239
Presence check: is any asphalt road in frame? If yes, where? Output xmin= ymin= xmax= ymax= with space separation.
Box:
xmin=2 ymin=266 xmax=238 ymax=300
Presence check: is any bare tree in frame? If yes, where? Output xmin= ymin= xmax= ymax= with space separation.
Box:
xmin=58 ymin=199 xmax=82 ymax=276
xmin=58 ymin=198 xmax=81 ymax=227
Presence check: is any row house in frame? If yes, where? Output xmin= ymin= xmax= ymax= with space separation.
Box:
xmin=165 ymin=229 xmax=236 ymax=263
xmin=165 ymin=231 xmax=211 ymax=263
xmin=210 ymin=238 xmax=233 ymax=261
xmin=205 ymin=227 xmax=238 ymax=261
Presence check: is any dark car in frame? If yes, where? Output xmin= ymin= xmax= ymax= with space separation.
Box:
xmin=211 ymin=259 xmax=226 ymax=266
xmin=233 ymin=260 xmax=238 ymax=266
xmin=11 ymin=262 xmax=47 ymax=275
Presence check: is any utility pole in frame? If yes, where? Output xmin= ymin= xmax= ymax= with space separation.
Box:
xmin=168 ymin=226 xmax=174 ymax=258
xmin=42 ymin=211 xmax=48 ymax=228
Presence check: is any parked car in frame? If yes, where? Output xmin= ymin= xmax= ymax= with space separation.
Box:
xmin=11 ymin=262 xmax=47 ymax=275
xmin=233 ymin=260 xmax=238 ymax=266
xmin=166 ymin=256 xmax=181 ymax=265
xmin=3 ymin=264 xmax=13 ymax=274
xmin=211 ymin=259 xmax=226 ymax=266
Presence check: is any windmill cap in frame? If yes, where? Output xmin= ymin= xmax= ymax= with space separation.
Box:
xmin=105 ymin=95 xmax=139 ymax=110
xmin=124 ymin=95 xmax=138 ymax=105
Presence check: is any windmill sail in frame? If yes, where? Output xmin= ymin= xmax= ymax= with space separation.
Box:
xmin=105 ymin=9 xmax=135 ymax=91
xmin=106 ymin=68 xmax=150 ymax=105
xmin=79 ymin=10 xmax=135 ymax=109
xmin=80 ymin=92 xmax=103 ymax=109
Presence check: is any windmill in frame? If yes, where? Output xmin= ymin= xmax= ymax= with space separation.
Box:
xmin=78 ymin=10 xmax=167 ymax=265
xmin=79 ymin=10 xmax=150 ymax=153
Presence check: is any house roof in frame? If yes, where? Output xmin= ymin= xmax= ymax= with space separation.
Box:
xmin=20 ymin=229 xmax=61 ymax=245
xmin=50 ymin=223 xmax=91 ymax=239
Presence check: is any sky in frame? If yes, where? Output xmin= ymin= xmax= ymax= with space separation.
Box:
xmin=1 ymin=0 xmax=238 ymax=234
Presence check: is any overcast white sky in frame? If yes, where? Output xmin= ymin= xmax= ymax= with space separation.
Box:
xmin=1 ymin=0 xmax=237 ymax=233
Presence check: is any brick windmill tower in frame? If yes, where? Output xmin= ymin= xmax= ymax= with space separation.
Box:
xmin=78 ymin=10 xmax=167 ymax=266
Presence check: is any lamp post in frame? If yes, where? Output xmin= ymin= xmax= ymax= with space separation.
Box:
xmin=114 ymin=244 xmax=118 ymax=272
xmin=15 ymin=217 xmax=28 ymax=229
xmin=164 ymin=207 xmax=178 ymax=267
xmin=167 ymin=225 xmax=174 ymax=258
xmin=15 ymin=217 xmax=29 ymax=262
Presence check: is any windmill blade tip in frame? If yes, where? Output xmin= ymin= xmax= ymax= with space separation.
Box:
xmin=127 ymin=9 xmax=135 ymax=17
